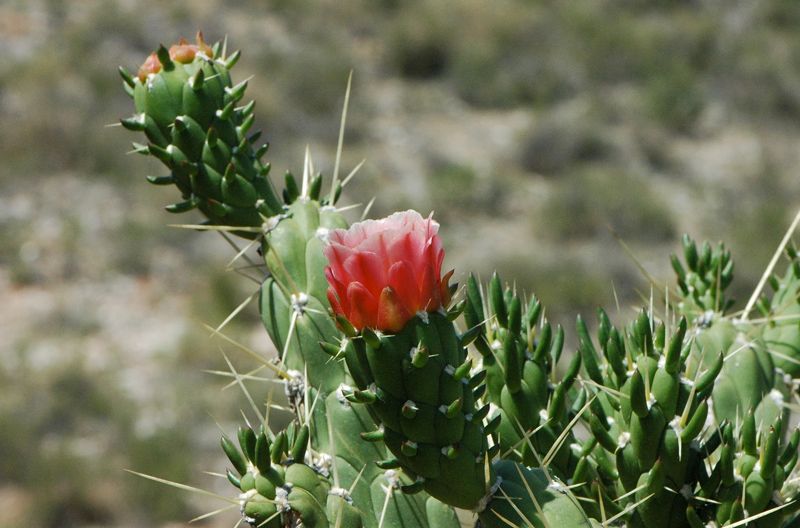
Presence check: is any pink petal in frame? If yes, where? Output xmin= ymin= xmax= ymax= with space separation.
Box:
xmin=377 ymin=287 xmax=411 ymax=332
xmin=343 ymin=251 xmax=387 ymax=296
xmin=323 ymin=243 xmax=355 ymax=280
xmin=325 ymin=268 xmax=349 ymax=312
xmin=388 ymin=260 xmax=419 ymax=315
xmin=417 ymin=263 xmax=439 ymax=312
xmin=327 ymin=288 xmax=346 ymax=318
xmin=347 ymin=281 xmax=378 ymax=330
xmin=387 ymin=231 xmax=424 ymax=273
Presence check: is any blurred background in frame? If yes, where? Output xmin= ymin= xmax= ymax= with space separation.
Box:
xmin=3 ymin=0 xmax=800 ymax=525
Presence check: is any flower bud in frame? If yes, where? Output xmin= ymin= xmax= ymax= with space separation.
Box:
xmin=136 ymin=52 xmax=161 ymax=82
xmin=137 ymin=32 xmax=213 ymax=82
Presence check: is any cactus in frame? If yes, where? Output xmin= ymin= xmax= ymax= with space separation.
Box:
xmin=760 ymin=244 xmax=800 ymax=378
xmin=120 ymin=33 xmax=282 ymax=235
xmin=120 ymin=35 xmax=800 ymax=528
xmin=122 ymin=36 xmax=460 ymax=528
xmin=221 ymin=423 xmax=344 ymax=527
xmin=463 ymin=273 xmax=582 ymax=479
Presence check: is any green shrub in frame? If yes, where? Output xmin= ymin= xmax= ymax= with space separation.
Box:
xmin=540 ymin=167 xmax=675 ymax=242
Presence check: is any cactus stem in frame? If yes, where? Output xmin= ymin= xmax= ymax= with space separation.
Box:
xmin=468 ymin=370 xmax=487 ymax=389
xmin=165 ymin=198 xmax=198 ymax=213
xmin=206 ymin=127 xmax=219 ymax=146
xmin=120 ymin=115 xmax=146 ymax=131
xmin=118 ymin=66 xmax=136 ymax=87
xmin=239 ymin=100 xmax=256 ymax=116
xmin=347 ymin=389 xmax=377 ymax=404
xmin=401 ymin=478 xmax=425 ymax=494
xmin=474 ymin=404 xmax=491 ymax=422
xmin=146 ymin=175 xmax=174 ymax=185
xmin=226 ymin=76 xmax=251 ymax=98
xmin=442 ymin=445 xmax=460 ymax=459
xmin=148 ymin=143 xmax=173 ymax=165
xmin=484 ymin=415 xmax=501 ymax=435
xmin=223 ymin=163 xmax=236 ymax=182
xmin=319 ymin=341 xmax=341 ymax=358
xmin=362 ymin=328 xmax=382 ymax=349
xmin=452 ymin=358 xmax=472 ymax=381
xmin=237 ymin=113 xmax=255 ymax=138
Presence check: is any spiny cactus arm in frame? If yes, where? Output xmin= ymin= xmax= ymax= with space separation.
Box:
xmin=463 ymin=272 xmax=581 ymax=478
xmin=339 ymin=311 xmax=492 ymax=509
xmin=123 ymin=37 xmax=461 ymax=528
xmin=670 ymin=234 xmax=734 ymax=317
xmin=669 ymin=235 xmax=785 ymax=425
xmin=477 ymin=461 xmax=597 ymax=528
xmin=573 ymin=308 xmax=726 ymax=526
xmin=120 ymin=35 xmax=283 ymax=237
xmin=221 ymin=422 xmax=344 ymax=528
xmin=691 ymin=416 xmax=800 ymax=527
xmin=760 ymin=244 xmax=800 ymax=379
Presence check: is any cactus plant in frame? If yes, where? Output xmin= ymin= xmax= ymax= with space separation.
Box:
xmin=121 ymin=35 xmax=800 ymax=528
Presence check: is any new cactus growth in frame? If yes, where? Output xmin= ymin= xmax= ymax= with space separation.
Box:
xmin=121 ymin=36 xmax=800 ymax=528
xmin=121 ymin=32 xmax=282 ymax=234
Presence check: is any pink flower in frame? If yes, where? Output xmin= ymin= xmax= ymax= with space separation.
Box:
xmin=323 ymin=210 xmax=453 ymax=333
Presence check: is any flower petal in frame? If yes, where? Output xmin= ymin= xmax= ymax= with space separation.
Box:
xmin=343 ymin=251 xmax=387 ymax=298
xmin=377 ymin=286 xmax=412 ymax=333
xmin=388 ymin=260 xmax=419 ymax=315
xmin=346 ymin=281 xmax=378 ymax=330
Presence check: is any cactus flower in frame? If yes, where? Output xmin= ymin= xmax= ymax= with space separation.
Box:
xmin=323 ymin=210 xmax=452 ymax=332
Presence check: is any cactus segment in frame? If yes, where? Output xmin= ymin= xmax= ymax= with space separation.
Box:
xmin=478 ymin=461 xmax=596 ymax=528
xmin=222 ymin=424 xmax=342 ymax=528
xmin=762 ymin=248 xmax=800 ymax=377
xmin=344 ymin=311 xmax=491 ymax=510
xmin=123 ymin=37 xmax=282 ymax=237
xmin=464 ymin=274 xmax=581 ymax=480
xmin=672 ymin=235 xmax=734 ymax=317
